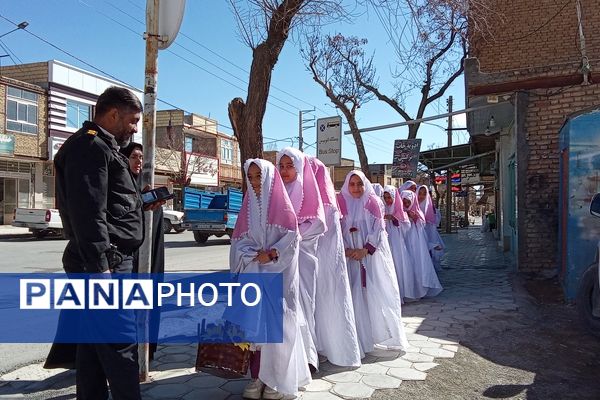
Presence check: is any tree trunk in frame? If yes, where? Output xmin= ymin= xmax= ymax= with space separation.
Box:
xmin=346 ymin=117 xmax=369 ymax=176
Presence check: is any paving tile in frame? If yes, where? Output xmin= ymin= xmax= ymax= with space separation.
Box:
xmin=429 ymin=338 xmax=459 ymax=345
xmin=377 ymin=358 xmax=412 ymax=368
xmin=145 ymin=383 xmax=192 ymax=399
xmin=300 ymin=391 xmax=344 ymax=400
xmin=412 ymin=362 xmax=439 ymax=372
xmin=355 ymin=363 xmax=389 ymax=375
xmin=304 ymin=378 xmax=333 ymax=392
xmin=387 ymin=368 xmax=427 ymax=381
xmin=158 ymin=345 xmax=194 ymax=355
xmin=442 ymin=345 xmax=459 ymax=353
xmin=421 ymin=348 xmax=456 ymax=358
xmin=156 ymin=353 xmax=193 ymax=363
xmin=220 ymin=379 xmax=250 ymax=395
xmin=150 ymin=368 xmax=193 ymax=383
xmin=320 ymin=362 xmax=355 ymax=373
xmin=366 ymin=349 xmax=400 ymax=358
xmin=401 ymin=353 xmax=435 ymax=363
xmin=323 ymin=371 xmax=362 ymax=383
xmin=409 ymin=340 xmax=441 ymax=349
xmin=155 ymin=362 xmax=192 ymax=371
xmin=361 ymin=374 xmax=402 ymax=389
xmin=186 ymin=375 xmax=227 ymax=389
xmin=182 ymin=387 xmax=229 ymax=400
xmin=332 ymin=382 xmax=375 ymax=399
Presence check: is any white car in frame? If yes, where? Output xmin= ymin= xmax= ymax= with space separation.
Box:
xmin=163 ymin=208 xmax=185 ymax=234
xmin=12 ymin=208 xmax=63 ymax=239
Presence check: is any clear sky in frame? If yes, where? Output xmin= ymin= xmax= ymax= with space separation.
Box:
xmin=0 ymin=0 xmax=468 ymax=164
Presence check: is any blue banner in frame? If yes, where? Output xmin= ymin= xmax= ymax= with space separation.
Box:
xmin=0 ymin=273 xmax=283 ymax=344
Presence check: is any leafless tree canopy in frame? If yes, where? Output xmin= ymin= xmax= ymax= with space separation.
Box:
xmin=229 ymin=0 xmax=348 ymax=49
xmin=343 ymin=0 xmax=496 ymax=138
xmin=302 ymin=33 xmax=375 ymax=174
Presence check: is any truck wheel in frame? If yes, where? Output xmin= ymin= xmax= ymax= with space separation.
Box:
xmin=193 ymin=231 xmax=209 ymax=244
xmin=226 ymin=228 xmax=234 ymax=238
xmin=576 ymin=264 xmax=600 ymax=338
xmin=173 ymin=226 xmax=186 ymax=233
xmin=32 ymin=229 xmax=48 ymax=239
xmin=163 ymin=219 xmax=173 ymax=234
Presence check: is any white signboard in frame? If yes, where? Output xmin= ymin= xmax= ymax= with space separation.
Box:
xmin=48 ymin=136 xmax=66 ymax=161
xmin=316 ymin=116 xmax=342 ymax=166
xmin=187 ymin=153 xmax=219 ymax=186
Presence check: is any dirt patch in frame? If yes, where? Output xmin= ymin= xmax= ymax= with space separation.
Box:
xmin=373 ymin=303 xmax=600 ymax=400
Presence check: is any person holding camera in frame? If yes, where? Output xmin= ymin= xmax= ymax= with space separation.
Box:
xmin=53 ymin=86 xmax=160 ymax=400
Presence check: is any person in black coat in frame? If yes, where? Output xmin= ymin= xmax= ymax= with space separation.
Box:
xmin=120 ymin=142 xmax=165 ymax=360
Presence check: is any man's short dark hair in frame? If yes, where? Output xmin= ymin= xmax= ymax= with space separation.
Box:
xmin=95 ymin=86 xmax=143 ymax=117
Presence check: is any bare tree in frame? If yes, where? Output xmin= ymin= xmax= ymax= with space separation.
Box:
xmin=302 ymin=34 xmax=375 ymax=175
xmin=227 ymin=0 xmax=346 ymax=182
xmin=343 ymin=0 xmax=492 ymax=139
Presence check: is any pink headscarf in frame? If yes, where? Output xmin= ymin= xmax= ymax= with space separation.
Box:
xmin=384 ymin=185 xmax=409 ymax=223
xmin=232 ymin=159 xmax=297 ymax=244
xmin=276 ymin=147 xmax=325 ymax=225
xmin=337 ymin=170 xmax=384 ymax=229
xmin=400 ymin=189 xmax=426 ymax=223
xmin=307 ymin=156 xmax=337 ymax=209
xmin=418 ymin=185 xmax=437 ymax=225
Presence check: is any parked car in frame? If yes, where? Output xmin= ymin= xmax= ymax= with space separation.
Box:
xmin=12 ymin=208 xmax=63 ymax=239
xmin=162 ymin=207 xmax=185 ymax=234
xmin=181 ymin=187 xmax=243 ymax=244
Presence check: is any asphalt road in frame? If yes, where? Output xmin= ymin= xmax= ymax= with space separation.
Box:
xmin=0 ymin=230 xmax=231 ymax=374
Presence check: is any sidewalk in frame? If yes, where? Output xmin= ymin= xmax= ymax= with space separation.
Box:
xmin=0 ymin=226 xmax=30 ymax=238
xmin=0 ymin=227 xmax=527 ymax=399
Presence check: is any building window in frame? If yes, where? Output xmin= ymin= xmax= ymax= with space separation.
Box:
xmin=184 ymin=136 xmax=193 ymax=153
xmin=66 ymin=100 xmax=91 ymax=128
xmin=6 ymin=87 xmax=38 ymax=134
xmin=221 ymin=139 xmax=233 ymax=165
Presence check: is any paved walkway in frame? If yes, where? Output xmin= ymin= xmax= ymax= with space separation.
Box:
xmin=0 ymin=226 xmax=517 ymax=399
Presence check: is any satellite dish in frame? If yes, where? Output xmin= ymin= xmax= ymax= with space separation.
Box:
xmin=157 ymin=0 xmax=186 ymax=50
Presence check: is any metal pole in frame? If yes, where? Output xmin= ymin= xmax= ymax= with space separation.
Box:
xmin=464 ymin=186 xmax=470 ymax=227
xmin=138 ymin=0 xmax=159 ymax=382
xmin=298 ymin=110 xmax=304 ymax=152
xmin=445 ymin=96 xmax=453 ymax=234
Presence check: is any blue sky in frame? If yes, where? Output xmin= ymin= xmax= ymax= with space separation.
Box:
xmin=0 ymin=0 xmax=468 ymax=164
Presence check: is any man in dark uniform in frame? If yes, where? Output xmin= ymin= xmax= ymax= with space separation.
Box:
xmin=53 ymin=86 xmax=148 ymax=400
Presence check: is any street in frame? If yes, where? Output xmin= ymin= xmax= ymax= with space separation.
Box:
xmin=0 ymin=231 xmax=231 ymax=374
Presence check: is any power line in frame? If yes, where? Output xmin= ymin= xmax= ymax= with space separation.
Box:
xmin=104 ymin=0 xmax=330 ymax=115
xmin=81 ymin=0 xmax=299 ymax=116
xmin=0 ymin=12 xmax=236 ymax=132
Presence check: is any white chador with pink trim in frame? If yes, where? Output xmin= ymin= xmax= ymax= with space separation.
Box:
xmin=308 ymin=157 xmax=361 ymax=367
xmin=229 ymin=159 xmax=311 ymax=396
xmin=337 ymin=171 xmax=409 ymax=355
xmin=418 ymin=185 xmax=445 ymax=271
xmin=382 ymin=185 xmax=415 ymax=300
xmin=277 ymin=147 xmax=326 ymax=369
xmin=400 ymin=190 xmax=443 ymax=298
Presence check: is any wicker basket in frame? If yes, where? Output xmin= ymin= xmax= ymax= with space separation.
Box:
xmin=195 ymin=320 xmax=250 ymax=379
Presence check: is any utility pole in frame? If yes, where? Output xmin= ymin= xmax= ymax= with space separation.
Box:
xmin=298 ymin=110 xmax=304 ymax=151
xmin=298 ymin=108 xmax=316 ymax=152
xmin=445 ymin=96 xmax=453 ymax=234
xmin=139 ymin=0 xmax=159 ymax=382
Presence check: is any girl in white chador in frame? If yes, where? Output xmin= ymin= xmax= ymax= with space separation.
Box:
xmin=418 ymin=185 xmax=445 ymax=271
xmin=308 ymin=156 xmax=361 ymax=367
xmin=230 ymin=159 xmax=311 ymax=400
xmin=382 ymin=185 xmax=416 ymax=300
xmin=337 ymin=171 xmax=409 ymax=355
xmin=276 ymin=147 xmax=326 ymax=370
xmin=400 ymin=190 xmax=443 ymax=298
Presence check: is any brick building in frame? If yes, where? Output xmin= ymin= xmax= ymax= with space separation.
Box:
xmin=466 ymin=0 xmax=600 ymax=288
xmin=0 ymin=76 xmax=47 ymax=225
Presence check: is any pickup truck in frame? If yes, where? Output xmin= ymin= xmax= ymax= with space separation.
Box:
xmin=163 ymin=208 xmax=185 ymax=234
xmin=12 ymin=208 xmax=63 ymax=238
xmin=181 ymin=187 xmax=243 ymax=244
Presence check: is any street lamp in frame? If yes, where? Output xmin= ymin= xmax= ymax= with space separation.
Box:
xmin=0 ymin=21 xmax=28 ymax=39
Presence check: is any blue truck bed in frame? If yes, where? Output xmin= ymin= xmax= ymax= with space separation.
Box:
xmin=182 ymin=187 xmax=243 ymax=243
